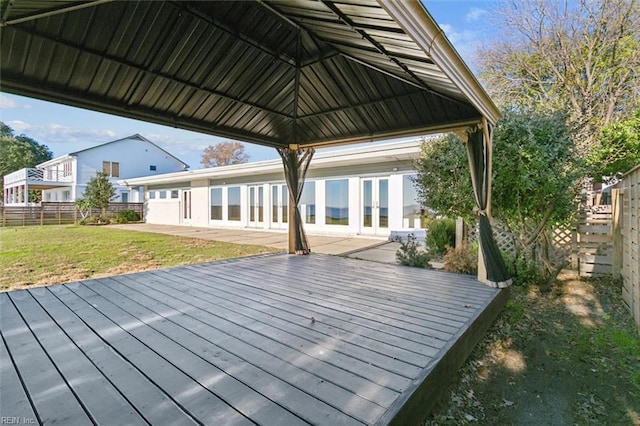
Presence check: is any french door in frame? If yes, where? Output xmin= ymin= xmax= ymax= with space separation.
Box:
xmin=248 ymin=185 xmax=264 ymax=227
xmin=271 ymin=184 xmax=288 ymax=229
xmin=361 ymin=178 xmax=389 ymax=235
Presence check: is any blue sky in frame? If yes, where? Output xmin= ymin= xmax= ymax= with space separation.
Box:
xmin=0 ymin=1 xmax=495 ymax=170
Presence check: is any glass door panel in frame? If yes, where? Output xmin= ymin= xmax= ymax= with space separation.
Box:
xmin=363 ymin=180 xmax=373 ymax=228
xmin=182 ymin=190 xmax=191 ymax=222
xmin=378 ymin=179 xmax=388 ymax=229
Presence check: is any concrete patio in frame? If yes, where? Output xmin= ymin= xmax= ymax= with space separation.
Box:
xmin=109 ymin=223 xmax=389 ymax=256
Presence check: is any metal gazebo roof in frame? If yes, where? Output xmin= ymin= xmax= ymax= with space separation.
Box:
xmin=0 ymin=0 xmax=500 ymax=149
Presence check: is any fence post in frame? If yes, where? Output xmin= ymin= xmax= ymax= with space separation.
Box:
xmin=611 ymin=189 xmax=622 ymax=279
xmin=40 ymin=203 xmax=44 ymax=225
xmin=57 ymin=203 xmax=61 ymax=225
xmin=571 ymin=225 xmax=579 ymax=271
xmin=455 ymin=217 xmax=466 ymax=248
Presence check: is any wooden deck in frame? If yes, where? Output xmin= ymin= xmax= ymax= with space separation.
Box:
xmin=0 ymin=254 xmax=507 ymax=425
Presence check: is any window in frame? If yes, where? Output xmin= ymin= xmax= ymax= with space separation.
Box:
xmin=121 ymin=192 xmax=129 ymax=203
xmin=211 ymin=188 xmax=223 ymax=220
xmin=170 ymin=190 xmax=179 ymax=199
xmin=299 ymin=182 xmax=315 ymax=224
xmin=150 ymin=165 xmax=157 ymax=171
xmin=159 ymin=191 xmax=167 ymax=199
xmin=102 ymin=161 xmax=120 ymax=177
xmin=63 ymin=161 xmax=72 ymax=177
xmin=228 ymin=186 xmax=241 ymax=221
xmin=325 ymin=179 xmax=349 ymax=225
xmin=148 ymin=191 xmax=156 ymax=200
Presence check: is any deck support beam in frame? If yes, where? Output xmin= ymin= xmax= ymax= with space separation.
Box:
xmin=277 ymin=146 xmax=315 ymax=254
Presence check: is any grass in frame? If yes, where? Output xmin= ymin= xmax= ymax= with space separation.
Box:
xmin=426 ymin=273 xmax=640 ymax=425
xmin=0 ymin=225 xmax=278 ymax=291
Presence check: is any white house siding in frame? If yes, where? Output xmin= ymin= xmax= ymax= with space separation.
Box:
xmin=38 ymin=136 xmax=186 ymax=203
xmin=181 ymin=179 xmax=204 ymax=225
xmin=73 ymin=137 xmax=185 ymax=201
xmin=144 ymin=171 xmax=420 ymax=238
xmin=145 ymin=185 xmax=183 ymax=224
xmin=126 ymin=140 xmax=425 ymax=238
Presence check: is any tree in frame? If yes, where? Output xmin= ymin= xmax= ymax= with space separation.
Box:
xmin=0 ymin=122 xmax=53 ymax=202
xmin=200 ymin=141 xmax=249 ymax=167
xmin=415 ymin=110 xmax=581 ymax=280
xmin=587 ymin=110 xmax=640 ymax=183
xmin=479 ymin=0 xmax=640 ymax=153
xmin=415 ymin=135 xmax=475 ymax=222
xmin=77 ymin=171 xmax=115 ymax=218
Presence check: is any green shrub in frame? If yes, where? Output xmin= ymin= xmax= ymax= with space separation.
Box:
xmin=114 ymin=209 xmax=141 ymax=223
xmin=426 ymin=218 xmax=456 ymax=256
xmin=443 ymin=243 xmax=477 ymax=275
xmin=79 ymin=214 xmax=111 ymax=225
xmin=396 ymin=234 xmax=432 ymax=268
xmin=505 ymin=255 xmax=545 ymax=286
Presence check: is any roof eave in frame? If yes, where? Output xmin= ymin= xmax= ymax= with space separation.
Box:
xmin=379 ymin=0 xmax=501 ymax=126
xmin=121 ymin=139 xmax=423 ymax=186
xmin=37 ymin=154 xmax=74 ymax=168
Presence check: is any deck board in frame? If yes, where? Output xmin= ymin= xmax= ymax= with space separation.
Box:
xmin=0 ymin=293 xmax=92 ymax=426
xmin=1 ymin=253 xmax=506 ymax=425
xmin=106 ymin=274 xmax=402 ymax=407
xmin=177 ymin=265 xmax=451 ymax=351
xmin=29 ymin=287 xmax=199 ymax=426
xmin=202 ymin=265 xmax=467 ymax=336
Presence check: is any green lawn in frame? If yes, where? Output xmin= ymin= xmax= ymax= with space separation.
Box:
xmin=0 ymin=225 xmax=277 ymax=291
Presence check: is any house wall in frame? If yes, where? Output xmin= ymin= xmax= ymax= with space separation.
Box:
xmin=142 ymin=167 xmax=422 ymax=238
xmin=145 ymin=186 xmax=182 ymax=224
xmin=190 ymin=179 xmax=210 ymax=225
xmin=41 ymin=137 xmax=185 ymax=202
xmin=75 ymin=137 xmax=185 ymax=185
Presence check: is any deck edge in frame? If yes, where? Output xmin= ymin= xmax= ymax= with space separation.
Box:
xmin=377 ymin=285 xmax=510 ymax=426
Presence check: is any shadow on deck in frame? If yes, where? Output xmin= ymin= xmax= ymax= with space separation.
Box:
xmin=0 ymin=254 xmax=507 ymax=425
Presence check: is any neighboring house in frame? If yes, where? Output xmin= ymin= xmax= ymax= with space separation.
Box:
xmin=3 ymin=134 xmax=188 ymax=205
xmin=121 ymin=139 xmax=425 ymax=238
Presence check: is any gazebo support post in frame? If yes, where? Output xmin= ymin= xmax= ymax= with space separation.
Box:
xmin=277 ymin=146 xmax=315 ymax=255
xmin=465 ymin=119 xmax=512 ymax=288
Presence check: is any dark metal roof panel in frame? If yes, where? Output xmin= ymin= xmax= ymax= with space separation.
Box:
xmin=0 ymin=0 xmax=498 ymax=148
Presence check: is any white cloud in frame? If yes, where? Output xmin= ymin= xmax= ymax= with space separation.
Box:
xmin=437 ymin=24 xmax=484 ymax=70
xmin=6 ymin=120 xmax=31 ymax=132
xmin=40 ymin=123 xmax=118 ymax=143
xmin=0 ymin=94 xmax=18 ymax=109
xmin=5 ymin=120 xmax=118 ymax=151
xmin=466 ymin=7 xmax=487 ymax=22
xmin=0 ymin=94 xmax=32 ymax=109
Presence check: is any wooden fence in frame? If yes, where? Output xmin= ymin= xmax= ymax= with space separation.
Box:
xmin=614 ymin=166 xmax=640 ymax=330
xmin=467 ymin=206 xmax=613 ymax=277
xmin=0 ymin=202 xmax=144 ymax=227
xmin=575 ymin=206 xmax=614 ymax=276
